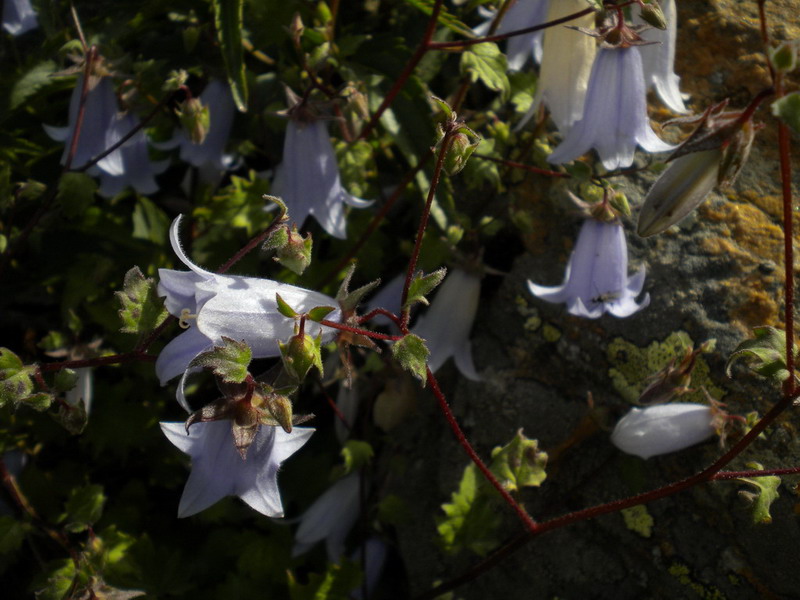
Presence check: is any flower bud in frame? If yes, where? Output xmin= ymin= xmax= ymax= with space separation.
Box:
xmin=274 ymin=226 xmax=313 ymax=275
xmin=176 ymin=97 xmax=211 ymax=144
xmin=440 ymin=127 xmax=481 ymax=176
xmin=611 ymin=403 xmax=716 ymax=459
xmin=639 ymin=1 xmax=667 ymax=30
xmin=264 ymin=393 xmax=294 ymax=433
xmin=280 ymin=330 xmax=324 ymax=382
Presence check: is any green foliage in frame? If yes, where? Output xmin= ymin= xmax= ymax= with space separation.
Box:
xmin=736 ymin=462 xmax=781 ymax=525
xmin=116 ymin=267 xmax=169 ymax=336
xmin=391 ymin=334 xmax=430 ymax=385
xmin=336 ymin=263 xmax=380 ymax=313
xmin=62 ymin=484 xmax=106 ymax=533
xmin=460 ymin=42 xmax=510 ymax=100
xmin=213 ymin=0 xmax=248 ymax=112
xmin=771 ymin=92 xmax=800 ymax=135
xmin=438 ymin=431 xmax=546 ymax=555
xmin=0 ymin=515 xmax=30 ymax=557
xmin=11 ymin=60 xmax=58 ymax=110
xmin=335 ymin=139 xmax=375 ymax=199
xmin=341 ymin=439 xmax=374 ymax=474
xmin=57 ymin=172 xmax=97 ymax=217
xmin=288 ymin=559 xmax=363 ymax=600
xmin=0 ymin=348 xmax=51 ymax=410
xmin=403 ymin=0 xmax=475 ymax=38
xmin=404 ymin=268 xmax=447 ymax=309
xmin=726 ymin=326 xmax=796 ymax=382
xmin=190 ymin=337 xmax=252 ymax=383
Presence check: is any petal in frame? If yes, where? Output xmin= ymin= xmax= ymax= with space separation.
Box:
xmin=168 ymin=215 xmax=215 ymax=278
xmin=155 ymin=326 xmax=213 ymax=384
xmin=527 ymin=278 xmax=569 ymax=304
xmin=611 ymin=404 xmax=715 ymax=459
xmin=454 ymin=341 xmax=481 ymax=381
xmin=607 ymin=291 xmax=650 ymax=318
xmin=157 ymin=268 xmax=204 ymax=316
xmin=3 ymin=0 xmax=38 ymax=36
xmin=293 ymin=473 xmax=360 ymax=561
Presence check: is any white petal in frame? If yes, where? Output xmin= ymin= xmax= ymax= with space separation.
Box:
xmin=293 ymin=473 xmax=360 ymax=561
xmin=611 ymin=403 xmax=715 ymax=459
xmin=155 ymin=326 xmax=213 ymax=384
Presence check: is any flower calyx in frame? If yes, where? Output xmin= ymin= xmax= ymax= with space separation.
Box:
xmin=176 ymin=94 xmax=211 ymax=145
xmin=431 ymin=96 xmax=481 ymax=176
xmin=267 ymin=224 xmax=313 ymax=275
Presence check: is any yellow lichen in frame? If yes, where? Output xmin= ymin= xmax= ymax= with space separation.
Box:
xmin=621 ymin=505 xmax=653 ymax=538
xmin=542 ymin=324 xmax=561 ymax=343
xmin=607 ymin=331 xmax=725 ymax=404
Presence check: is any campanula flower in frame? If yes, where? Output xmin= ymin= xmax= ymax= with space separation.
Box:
xmin=160 ymin=80 xmax=236 ymax=171
xmin=527 ymin=219 xmax=649 ymax=319
xmin=548 ymin=46 xmax=675 ymax=170
xmin=293 ymin=472 xmax=361 ymax=561
xmin=161 ymin=420 xmax=314 ymax=517
xmin=473 ymin=0 xmax=549 ymax=70
xmin=156 ymin=215 xmax=341 ymax=409
xmin=44 ymin=75 xmax=125 ymax=175
xmin=517 ymin=0 xmax=595 ymax=133
xmin=611 ymin=403 xmax=715 ymax=459
xmin=635 ymin=0 xmax=687 ymax=114
xmin=413 ymin=268 xmax=481 ymax=381
xmin=272 ymin=118 xmax=372 ymax=240
xmin=2 ymin=0 xmax=37 ymax=36
xmin=97 ymin=112 xmax=168 ymax=198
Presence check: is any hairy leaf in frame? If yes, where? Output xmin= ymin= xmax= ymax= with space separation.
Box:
xmin=404 ymin=268 xmax=447 ymax=309
xmin=460 ymin=42 xmax=510 ymax=100
xmin=116 ymin=267 xmax=169 ymax=336
xmin=189 ymin=337 xmax=252 ymax=383
xmin=737 ymin=462 xmax=780 ymax=525
xmin=391 ymin=334 xmax=429 ymax=385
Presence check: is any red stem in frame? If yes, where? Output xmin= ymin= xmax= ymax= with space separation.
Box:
xmin=216 ymin=208 xmax=288 ymax=274
xmin=400 ymin=131 xmax=453 ymax=329
xmin=319 ymin=319 xmax=402 ymax=341
xmin=357 ymin=0 xmax=445 ymax=140
xmin=357 ymin=308 xmax=403 ymax=329
xmin=427 ymin=7 xmax=596 ymax=50
xmin=473 ymin=153 xmax=570 ymax=178
xmin=428 ymin=369 xmax=537 ymax=533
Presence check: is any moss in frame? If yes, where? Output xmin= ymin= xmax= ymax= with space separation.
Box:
xmin=607 ymin=331 xmax=725 ymax=404
xmin=621 ymin=505 xmax=653 ymax=538
xmin=668 ymin=561 xmax=727 ymax=600
xmin=542 ymin=324 xmax=561 ymax=343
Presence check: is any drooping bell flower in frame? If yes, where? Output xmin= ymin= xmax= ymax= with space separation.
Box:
xmin=528 ymin=219 xmax=649 ymax=319
xmin=2 ymin=0 xmax=37 ymax=36
xmin=635 ymin=0 xmax=688 ymax=114
xmin=271 ymin=116 xmax=372 ymax=240
xmin=97 ymin=112 xmax=168 ymax=197
xmin=413 ymin=268 xmax=481 ymax=381
xmin=44 ymin=75 xmax=125 ymax=175
xmin=292 ymin=472 xmax=361 ymax=561
xmin=548 ymin=45 xmax=675 ymax=170
xmin=156 ymin=215 xmax=341 ymax=409
xmin=473 ymin=0 xmax=550 ymax=71
xmin=161 ymin=420 xmax=314 ymax=517
xmin=610 ymin=403 xmax=716 ymax=459
xmin=517 ymin=0 xmax=596 ymax=133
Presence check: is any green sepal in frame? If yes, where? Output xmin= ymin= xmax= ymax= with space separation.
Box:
xmin=53 ymin=368 xmax=78 ymax=394
xmin=0 ymin=348 xmax=51 ymax=409
xmin=726 ymin=326 xmax=797 ymax=382
xmin=737 ymin=462 xmax=780 ymax=525
xmin=274 ymin=226 xmax=313 ymax=275
xmin=336 ymin=263 xmax=381 ymax=313
xmin=460 ymin=42 xmax=510 ymax=100
xmin=60 ymin=484 xmax=106 ymax=533
xmin=404 ymin=268 xmax=447 ymax=309
xmin=341 ymin=439 xmax=374 ymax=474
xmin=189 ymin=337 xmax=252 ymax=383
xmin=431 ymin=95 xmax=454 ymax=120
xmin=213 ymin=0 xmax=248 ymax=112
xmin=390 ymin=334 xmax=429 ymax=385
xmin=488 ymin=429 xmax=548 ymax=492
xmin=306 ymin=305 xmax=336 ymax=322
xmin=275 ymin=293 xmax=299 ymax=318
xmin=772 ymin=92 xmax=800 ymax=135
xmin=116 ymin=267 xmax=169 ymax=336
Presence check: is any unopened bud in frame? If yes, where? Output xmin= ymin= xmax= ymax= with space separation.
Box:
xmin=279 ymin=330 xmax=324 ymax=382
xmin=769 ymin=40 xmax=798 ymax=74
xmin=265 ymin=393 xmax=294 ymax=433
xmin=609 ymin=191 xmax=631 ymax=217
xmin=176 ymin=97 xmax=210 ymax=144
xmin=441 ymin=128 xmax=481 ymax=176
xmin=639 ymin=1 xmax=667 ymax=30
xmin=274 ymin=225 xmax=312 ymax=275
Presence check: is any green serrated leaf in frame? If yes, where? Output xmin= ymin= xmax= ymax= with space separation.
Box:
xmin=213 ymin=0 xmax=248 ymax=112
xmin=189 ymin=337 xmax=252 ymax=383
xmin=341 ymin=440 xmax=374 ymax=474
xmin=737 ymin=462 xmax=780 ymax=525
xmin=30 ymin=559 xmax=82 ymax=600
xmin=460 ymin=42 xmax=510 ymax=100
xmin=404 ymin=268 xmax=447 ymax=309
xmin=307 ymin=306 xmax=336 ymax=322
xmin=437 ymin=463 xmax=502 ymax=556
xmin=726 ymin=326 xmax=796 ymax=382
xmin=0 ymin=515 xmax=30 ymax=556
xmin=275 ymin=293 xmax=299 ymax=318
xmin=57 ymin=172 xmax=97 ymax=218
xmin=116 ymin=267 xmax=169 ymax=336
xmin=0 ymin=348 xmax=37 ymax=408
xmin=488 ymin=429 xmax=547 ymax=492
xmin=772 ymin=92 xmax=800 ymax=135
xmin=62 ymin=484 xmax=106 ymax=533
xmin=11 ymin=60 xmax=57 ymax=110
xmin=403 ymin=0 xmax=476 ymax=38
xmin=391 ymin=334 xmax=429 ymax=385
